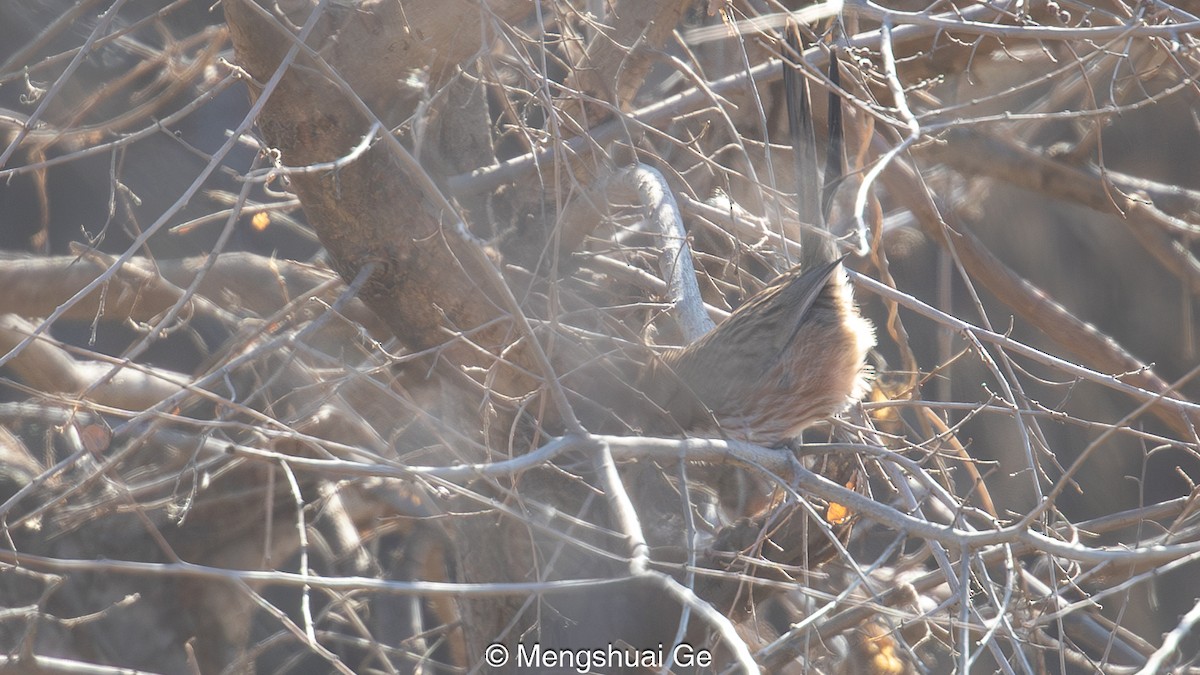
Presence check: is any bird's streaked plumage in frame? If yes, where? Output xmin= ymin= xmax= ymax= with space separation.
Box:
xmin=641 ymin=257 xmax=874 ymax=445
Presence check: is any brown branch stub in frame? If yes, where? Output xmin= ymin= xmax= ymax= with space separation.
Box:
xmin=0 ymin=252 xmax=386 ymax=336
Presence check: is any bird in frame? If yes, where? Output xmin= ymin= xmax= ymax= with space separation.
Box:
xmin=640 ymin=256 xmax=875 ymax=446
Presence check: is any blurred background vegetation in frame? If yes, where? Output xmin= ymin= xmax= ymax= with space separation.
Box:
xmin=1 ymin=0 xmax=1198 ymax=672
